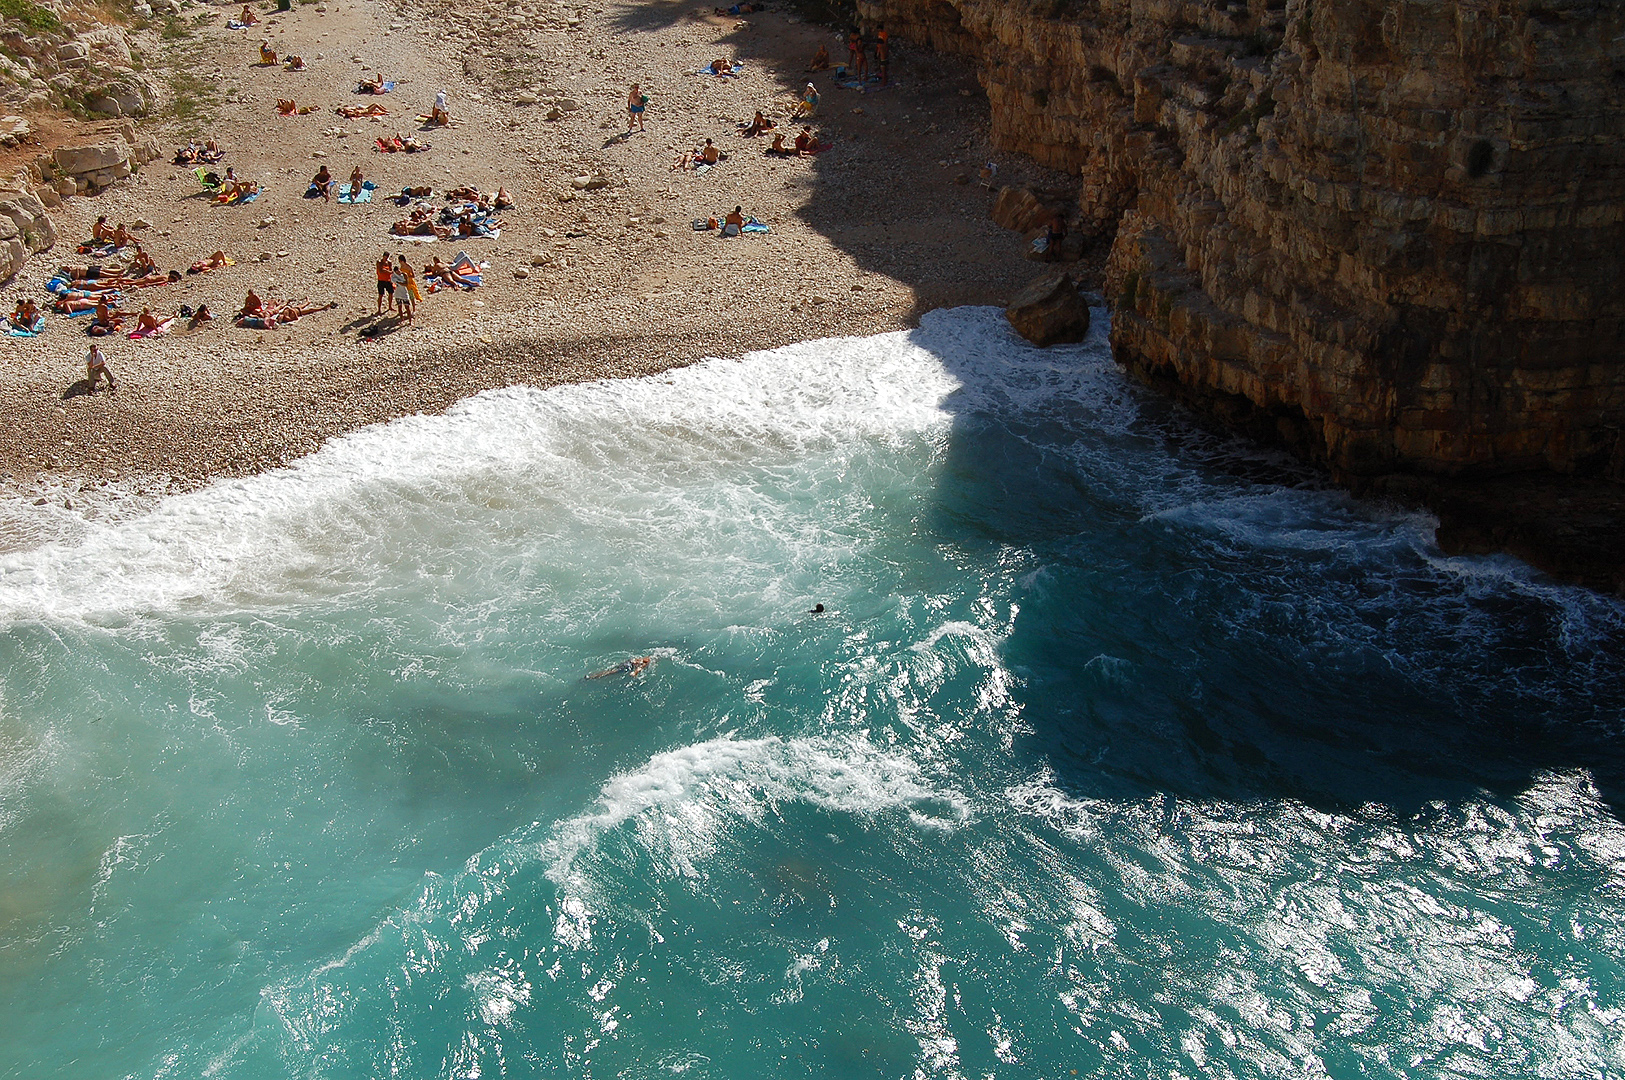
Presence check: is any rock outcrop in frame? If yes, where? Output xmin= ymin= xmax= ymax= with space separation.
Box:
xmin=0 ymin=10 xmax=158 ymax=117
xmin=36 ymin=121 xmax=161 ymax=195
xmin=1006 ymin=270 xmax=1091 ymax=347
xmin=860 ymin=0 xmax=1625 ymax=587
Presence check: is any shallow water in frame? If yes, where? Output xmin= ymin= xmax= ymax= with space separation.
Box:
xmin=1 ymin=308 xmax=1622 ymax=1079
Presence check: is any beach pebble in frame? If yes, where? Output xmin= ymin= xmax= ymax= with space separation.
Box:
xmin=131 ymin=218 xmax=151 ymax=229
xmin=810 ymin=294 xmax=830 ymax=305
xmin=258 ymin=217 xmax=275 ymax=228
xmin=513 ymin=268 xmax=529 ymax=278
xmin=259 ymin=252 xmax=273 ymax=261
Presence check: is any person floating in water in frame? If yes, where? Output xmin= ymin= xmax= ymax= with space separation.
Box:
xmin=588 ymin=656 xmax=654 ymax=679
xmin=809 ymin=603 xmax=826 ymax=614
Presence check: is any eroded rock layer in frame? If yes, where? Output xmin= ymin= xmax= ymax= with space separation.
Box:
xmin=859 ymin=0 xmax=1625 ymax=574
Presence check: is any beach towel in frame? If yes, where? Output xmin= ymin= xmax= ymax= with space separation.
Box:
xmin=214 ymin=188 xmax=260 ymax=205
xmin=127 ymin=317 xmax=175 ymax=339
xmin=226 ymin=18 xmax=250 ymax=28
xmin=304 ymin=182 xmax=327 ymax=198
xmin=235 ymin=315 xmax=275 ymax=329
xmin=76 ymin=242 xmax=117 ymax=257
xmin=742 ymin=220 xmax=770 ymax=234
xmin=355 ymin=80 xmax=395 ymax=93
xmin=337 ymin=185 xmax=374 ymax=204
xmin=692 ymin=63 xmax=743 ymax=77
xmin=6 ymin=315 xmax=43 ymax=337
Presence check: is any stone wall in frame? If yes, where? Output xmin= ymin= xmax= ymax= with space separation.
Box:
xmin=856 ymin=0 xmax=1625 ymax=563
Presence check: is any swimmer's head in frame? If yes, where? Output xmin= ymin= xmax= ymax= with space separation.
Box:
xmin=810 ymin=603 xmax=825 ymax=613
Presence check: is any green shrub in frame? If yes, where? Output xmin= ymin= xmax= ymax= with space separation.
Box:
xmin=0 ymin=0 xmax=60 ymax=31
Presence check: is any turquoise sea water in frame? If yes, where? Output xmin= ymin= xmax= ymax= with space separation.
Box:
xmin=2 ymin=308 xmax=1623 ymax=1079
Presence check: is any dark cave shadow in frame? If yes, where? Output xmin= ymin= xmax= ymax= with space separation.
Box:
xmin=907 ymin=312 xmax=1625 ymax=822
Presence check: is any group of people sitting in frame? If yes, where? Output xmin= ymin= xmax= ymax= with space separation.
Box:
xmin=766 ymin=126 xmax=826 ymax=156
xmin=172 ymin=140 xmax=225 ymax=165
xmin=389 ymin=197 xmax=504 ymax=239
xmin=9 ymin=296 xmax=41 ymax=332
xmin=208 ymin=167 xmax=260 ymax=203
xmin=310 ymin=164 xmax=369 ymax=202
xmin=80 ymin=215 xmax=133 ymax=253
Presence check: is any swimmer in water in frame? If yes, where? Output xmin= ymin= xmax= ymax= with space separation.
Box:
xmin=809 ymin=603 xmax=826 ymax=613
xmin=587 ymin=656 xmax=654 ymax=679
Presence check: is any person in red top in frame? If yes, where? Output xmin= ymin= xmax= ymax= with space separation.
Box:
xmin=375 ymin=253 xmax=394 ymax=314
xmin=876 ymin=26 xmax=890 ymax=84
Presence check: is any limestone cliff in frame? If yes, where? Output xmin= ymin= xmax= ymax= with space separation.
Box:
xmin=857 ymin=0 xmax=1625 ymax=587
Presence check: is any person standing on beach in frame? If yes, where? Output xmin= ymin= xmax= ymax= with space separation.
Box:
xmin=392 ymin=254 xmax=414 ymax=323
xmin=627 ymin=83 xmax=648 ymax=133
xmin=375 ymin=253 xmax=394 ymax=314
xmin=876 ymin=26 xmax=890 ymax=85
xmin=85 ymin=341 xmax=115 ymax=392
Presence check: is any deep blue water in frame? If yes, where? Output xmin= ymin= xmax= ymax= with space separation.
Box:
xmin=1 ymin=308 xmax=1622 ymax=1079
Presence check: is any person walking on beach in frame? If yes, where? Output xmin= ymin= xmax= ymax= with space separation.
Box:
xmin=85 ymin=341 xmax=115 ymax=392
xmin=375 ymin=253 xmax=394 ymax=314
xmin=627 ymin=83 xmax=648 ymax=133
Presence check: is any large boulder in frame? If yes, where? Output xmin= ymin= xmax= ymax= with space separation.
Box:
xmin=53 ymin=139 xmax=128 ymax=176
xmin=1005 ymin=271 xmax=1091 ymax=348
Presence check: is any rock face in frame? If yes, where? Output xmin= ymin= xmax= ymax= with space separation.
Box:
xmin=1006 ymin=270 xmax=1091 ymax=347
xmin=860 ymin=0 xmax=1625 ymax=585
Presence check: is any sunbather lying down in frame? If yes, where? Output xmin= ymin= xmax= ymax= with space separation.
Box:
xmin=337 ymin=102 xmax=388 ymax=118
xmin=235 ymin=292 xmax=338 ymax=326
xmin=391 ymin=216 xmax=450 ymax=238
xmin=189 ymin=251 xmax=234 ymax=274
xmin=424 ymin=255 xmax=479 ymax=287
xmin=375 ymin=134 xmax=431 ymax=153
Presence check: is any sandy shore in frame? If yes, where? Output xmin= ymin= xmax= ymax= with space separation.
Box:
xmin=0 ymin=0 xmax=1084 ymax=509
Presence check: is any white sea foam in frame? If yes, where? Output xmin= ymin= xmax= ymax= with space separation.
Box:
xmin=531 ymin=732 xmax=969 ymax=894
xmin=0 ymin=315 xmax=1000 ymax=629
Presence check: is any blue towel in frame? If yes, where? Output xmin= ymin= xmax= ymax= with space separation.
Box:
xmin=337 ymin=187 xmax=373 ymax=204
